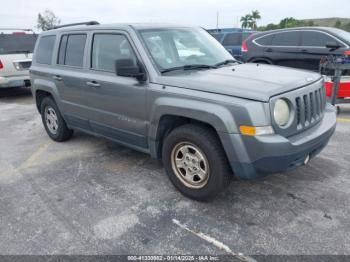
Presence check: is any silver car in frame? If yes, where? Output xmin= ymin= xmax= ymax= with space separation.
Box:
xmin=0 ymin=29 xmax=37 ymax=88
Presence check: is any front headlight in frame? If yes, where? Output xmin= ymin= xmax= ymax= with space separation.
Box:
xmin=274 ymin=99 xmax=290 ymax=126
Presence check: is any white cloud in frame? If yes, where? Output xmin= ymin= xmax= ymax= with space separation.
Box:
xmin=1 ymin=0 xmax=349 ymax=31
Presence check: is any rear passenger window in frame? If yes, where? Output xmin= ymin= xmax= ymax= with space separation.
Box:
xmin=222 ymin=33 xmax=242 ymax=45
xmin=36 ymin=35 xmax=56 ymax=64
xmin=271 ymin=31 xmax=300 ymax=46
xmin=302 ymin=31 xmax=340 ymax=47
xmin=91 ymin=34 xmax=137 ymax=72
xmin=58 ymin=34 xmax=86 ymax=67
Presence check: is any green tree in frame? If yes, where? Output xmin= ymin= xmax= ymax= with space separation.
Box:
xmin=240 ymin=15 xmax=252 ymax=29
xmin=279 ymin=17 xmax=301 ymax=28
xmin=37 ymin=9 xmax=61 ymax=31
xmin=251 ymin=10 xmax=261 ymax=30
xmin=334 ymin=20 xmax=342 ymax=28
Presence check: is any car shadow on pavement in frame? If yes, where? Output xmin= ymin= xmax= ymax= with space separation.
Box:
xmin=0 ymin=86 xmax=32 ymax=99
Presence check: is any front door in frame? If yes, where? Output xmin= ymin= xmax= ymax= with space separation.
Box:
xmin=296 ymin=30 xmax=345 ymax=71
xmin=84 ymin=31 xmax=148 ymax=149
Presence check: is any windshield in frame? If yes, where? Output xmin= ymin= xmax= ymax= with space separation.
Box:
xmin=331 ymin=28 xmax=350 ymax=43
xmin=0 ymin=34 xmax=37 ymax=55
xmin=138 ymin=27 xmax=234 ymax=72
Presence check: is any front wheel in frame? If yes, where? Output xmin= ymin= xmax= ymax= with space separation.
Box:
xmin=162 ymin=124 xmax=232 ymax=200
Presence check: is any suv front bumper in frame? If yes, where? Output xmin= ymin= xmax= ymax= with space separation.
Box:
xmin=221 ymin=103 xmax=337 ymax=179
xmin=0 ymin=75 xmax=31 ymax=88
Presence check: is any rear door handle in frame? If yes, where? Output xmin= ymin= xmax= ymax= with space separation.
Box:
xmin=265 ymin=48 xmax=273 ymax=52
xmin=52 ymin=75 xmax=62 ymax=81
xmin=301 ymin=49 xmax=309 ymax=53
xmin=86 ymin=80 xmax=101 ymax=88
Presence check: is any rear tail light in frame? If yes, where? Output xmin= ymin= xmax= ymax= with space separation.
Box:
xmin=12 ymin=32 xmax=26 ymax=35
xmin=344 ymin=50 xmax=350 ymax=56
xmin=0 ymin=60 xmax=3 ymax=70
xmin=241 ymin=40 xmax=249 ymax=53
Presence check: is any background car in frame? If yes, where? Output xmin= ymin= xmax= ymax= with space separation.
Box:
xmin=241 ymin=27 xmax=350 ymax=71
xmin=207 ymin=28 xmax=255 ymax=60
xmin=0 ymin=29 xmax=37 ymax=89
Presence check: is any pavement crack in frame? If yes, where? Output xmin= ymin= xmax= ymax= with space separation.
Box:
xmin=172 ymin=218 xmax=256 ymax=262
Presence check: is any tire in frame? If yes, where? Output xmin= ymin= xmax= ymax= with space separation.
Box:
xmin=40 ymin=96 xmax=73 ymax=142
xmin=162 ymin=124 xmax=232 ymax=200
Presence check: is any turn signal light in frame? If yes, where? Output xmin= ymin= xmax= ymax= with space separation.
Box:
xmin=240 ymin=125 xmax=274 ymax=136
xmin=240 ymin=126 xmax=256 ymax=136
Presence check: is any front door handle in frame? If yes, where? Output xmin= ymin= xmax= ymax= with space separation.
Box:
xmin=86 ymin=80 xmax=101 ymax=88
xmin=301 ymin=49 xmax=309 ymax=53
xmin=265 ymin=48 xmax=273 ymax=52
xmin=52 ymin=75 xmax=62 ymax=81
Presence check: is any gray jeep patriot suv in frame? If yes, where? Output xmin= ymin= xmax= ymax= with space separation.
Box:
xmin=30 ymin=22 xmax=336 ymax=200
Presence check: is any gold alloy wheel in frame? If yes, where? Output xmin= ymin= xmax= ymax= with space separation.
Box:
xmin=170 ymin=142 xmax=209 ymax=189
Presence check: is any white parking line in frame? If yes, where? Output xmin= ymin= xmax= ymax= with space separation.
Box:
xmin=172 ymin=218 xmax=256 ymax=262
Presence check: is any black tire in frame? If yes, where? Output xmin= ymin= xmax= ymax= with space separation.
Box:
xmin=40 ymin=96 xmax=73 ymax=142
xmin=162 ymin=124 xmax=232 ymax=200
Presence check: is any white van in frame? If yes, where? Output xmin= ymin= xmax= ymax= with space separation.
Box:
xmin=0 ymin=29 xmax=37 ymax=88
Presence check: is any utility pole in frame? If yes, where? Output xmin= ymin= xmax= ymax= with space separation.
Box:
xmin=216 ymin=11 xmax=219 ymax=31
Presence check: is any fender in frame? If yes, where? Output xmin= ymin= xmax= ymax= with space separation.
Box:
xmin=147 ymin=96 xmax=240 ymax=159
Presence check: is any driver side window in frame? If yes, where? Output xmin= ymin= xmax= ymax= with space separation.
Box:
xmin=91 ymin=33 xmax=137 ymax=72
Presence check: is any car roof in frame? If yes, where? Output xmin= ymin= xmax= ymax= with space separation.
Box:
xmin=254 ymin=27 xmax=341 ymax=36
xmin=40 ymin=23 xmax=197 ymax=35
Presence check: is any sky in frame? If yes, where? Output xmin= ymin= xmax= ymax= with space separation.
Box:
xmin=1 ymin=0 xmax=350 ymax=31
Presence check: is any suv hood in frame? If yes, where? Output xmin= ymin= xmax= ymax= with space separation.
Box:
xmin=155 ymin=63 xmax=322 ymax=102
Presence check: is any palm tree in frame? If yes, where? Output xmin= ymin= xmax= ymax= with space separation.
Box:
xmin=251 ymin=10 xmax=261 ymax=30
xmin=240 ymin=15 xmax=252 ymax=29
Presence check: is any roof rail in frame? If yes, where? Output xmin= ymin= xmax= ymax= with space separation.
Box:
xmin=49 ymin=21 xmax=100 ymax=30
xmin=0 ymin=28 xmax=33 ymax=31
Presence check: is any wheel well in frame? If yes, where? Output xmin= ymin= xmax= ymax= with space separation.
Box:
xmin=155 ymin=115 xmax=222 ymax=159
xmin=35 ymin=90 xmax=52 ymax=113
xmin=250 ymin=58 xmax=272 ymax=64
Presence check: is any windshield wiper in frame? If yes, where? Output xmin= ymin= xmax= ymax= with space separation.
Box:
xmin=214 ymin=59 xmax=241 ymax=67
xmin=161 ymin=64 xmax=217 ymax=74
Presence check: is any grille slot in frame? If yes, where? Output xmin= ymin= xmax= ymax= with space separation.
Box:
xmin=295 ymin=87 xmax=325 ymax=130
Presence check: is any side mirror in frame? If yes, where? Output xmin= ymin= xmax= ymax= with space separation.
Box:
xmin=115 ymin=59 xmax=147 ymax=81
xmin=325 ymin=41 xmax=342 ymax=51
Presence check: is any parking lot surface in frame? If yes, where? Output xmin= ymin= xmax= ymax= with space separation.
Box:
xmin=0 ymin=88 xmax=349 ymax=256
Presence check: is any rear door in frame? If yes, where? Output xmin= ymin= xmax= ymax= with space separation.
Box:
xmin=52 ymin=32 xmax=92 ymax=130
xmin=297 ymin=30 xmax=346 ymax=71
xmin=266 ymin=31 xmax=301 ymax=67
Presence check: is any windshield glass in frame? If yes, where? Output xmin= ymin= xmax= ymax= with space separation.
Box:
xmin=0 ymin=34 xmax=37 ymax=55
xmin=138 ymin=27 xmax=234 ymax=72
xmin=331 ymin=28 xmax=350 ymax=43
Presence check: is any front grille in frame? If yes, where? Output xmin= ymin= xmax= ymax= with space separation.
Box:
xmin=295 ymin=86 xmax=326 ymax=130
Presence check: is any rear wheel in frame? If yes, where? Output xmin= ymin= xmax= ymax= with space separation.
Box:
xmin=40 ymin=97 xmax=73 ymax=142
xmin=162 ymin=124 xmax=232 ymax=200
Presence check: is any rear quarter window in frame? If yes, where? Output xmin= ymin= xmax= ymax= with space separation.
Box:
xmin=36 ymin=35 xmax=56 ymax=64
xmin=254 ymin=34 xmax=274 ymax=46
